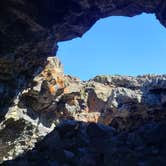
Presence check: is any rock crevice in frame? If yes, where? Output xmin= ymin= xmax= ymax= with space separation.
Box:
xmin=0 ymin=57 xmax=166 ymax=164
xmin=1 ymin=0 xmax=166 ymax=165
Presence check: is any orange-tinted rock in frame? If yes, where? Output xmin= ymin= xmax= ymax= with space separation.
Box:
xmin=75 ymin=112 xmax=101 ymax=123
xmin=2 ymin=57 xmax=166 ymax=163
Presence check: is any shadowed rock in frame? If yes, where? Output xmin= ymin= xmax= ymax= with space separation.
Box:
xmin=1 ymin=1 xmax=166 ymax=165
xmin=1 ymin=57 xmax=166 ymax=163
xmin=3 ymin=120 xmax=166 ymax=166
xmin=0 ymin=0 xmax=166 ymax=110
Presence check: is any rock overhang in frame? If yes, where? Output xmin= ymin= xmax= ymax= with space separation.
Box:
xmin=0 ymin=0 xmax=166 ymax=119
xmin=1 ymin=1 xmax=166 ymax=164
xmin=1 ymin=0 xmax=166 ymax=55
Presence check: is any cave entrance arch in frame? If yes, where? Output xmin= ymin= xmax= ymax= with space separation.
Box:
xmin=57 ymin=13 xmax=166 ymax=80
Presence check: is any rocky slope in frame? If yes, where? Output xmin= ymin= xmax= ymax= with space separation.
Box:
xmin=0 ymin=57 xmax=166 ymax=165
xmin=1 ymin=0 xmax=166 ymax=165
xmin=3 ymin=121 xmax=166 ymax=166
xmin=0 ymin=0 xmax=166 ymax=111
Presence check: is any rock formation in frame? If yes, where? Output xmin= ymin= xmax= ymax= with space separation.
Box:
xmin=3 ymin=121 xmax=166 ymax=166
xmin=0 ymin=0 xmax=166 ymax=165
xmin=1 ymin=0 xmax=166 ymax=110
xmin=1 ymin=57 xmax=166 ymax=165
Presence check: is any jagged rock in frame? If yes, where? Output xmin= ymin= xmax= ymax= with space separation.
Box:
xmin=1 ymin=0 xmax=166 ymax=165
xmin=0 ymin=118 xmax=40 ymax=162
xmin=1 ymin=57 xmax=166 ymax=163
xmin=3 ymin=121 xmax=166 ymax=166
xmin=18 ymin=56 xmax=65 ymax=111
xmin=1 ymin=0 xmax=166 ymax=110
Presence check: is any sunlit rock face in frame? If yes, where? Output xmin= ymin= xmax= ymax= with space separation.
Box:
xmin=1 ymin=0 xmax=166 ymax=165
xmin=0 ymin=0 xmax=166 ymax=110
xmin=1 ymin=57 xmax=166 ymax=163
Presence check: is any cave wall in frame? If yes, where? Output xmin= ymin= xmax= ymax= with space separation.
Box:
xmin=0 ymin=0 xmax=166 ymax=164
xmin=0 ymin=0 xmax=166 ymax=110
xmin=1 ymin=0 xmax=166 ymax=54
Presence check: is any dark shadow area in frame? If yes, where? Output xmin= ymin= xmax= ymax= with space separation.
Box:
xmin=0 ymin=119 xmax=28 ymax=161
xmin=1 ymin=0 xmax=166 ymax=122
xmin=2 ymin=119 xmax=166 ymax=166
xmin=0 ymin=57 xmax=48 ymax=122
xmin=1 ymin=1 xmax=166 ymax=165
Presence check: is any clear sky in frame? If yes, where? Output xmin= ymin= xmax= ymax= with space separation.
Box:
xmin=57 ymin=13 xmax=166 ymax=80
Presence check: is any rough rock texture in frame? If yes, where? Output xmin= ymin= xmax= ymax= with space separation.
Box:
xmin=0 ymin=0 xmax=166 ymax=110
xmin=0 ymin=57 xmax=166 ymax=164
xmin=1 ymin=0 xmax=166 ymax=165
xmin=3 ymin=120 xmax=166 ymax=166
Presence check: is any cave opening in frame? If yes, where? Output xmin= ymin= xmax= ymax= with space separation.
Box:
xmin=57 ymin=13 xmax=166 ymax=80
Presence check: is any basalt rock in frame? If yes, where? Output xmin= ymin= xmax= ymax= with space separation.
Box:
xmin=3 ymin=121 xmax=166 ymax=166
xmin=0 ymin=0 xmax=166 ymax=110
xmin=0 ymin=57 xmax=166 ymax=164
xmin=1 ymin=0 xmax=166 ymax=165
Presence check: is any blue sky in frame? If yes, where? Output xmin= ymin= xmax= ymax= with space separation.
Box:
xmin=57 ymin=13 xmax=166 ymax=80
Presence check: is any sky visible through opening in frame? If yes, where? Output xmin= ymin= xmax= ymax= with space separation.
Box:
xmin=57 ymin=13 xmax=166 ymax=80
